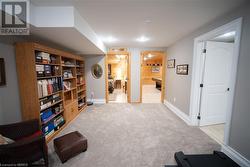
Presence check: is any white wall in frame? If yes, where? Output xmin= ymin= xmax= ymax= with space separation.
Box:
xmin=0 ymin=42 xmax=22 ymax=125
xmin=84 ymin=55 xmax=106 ymax=103
xmin=165 ymin=2 xmax=250 ymax=161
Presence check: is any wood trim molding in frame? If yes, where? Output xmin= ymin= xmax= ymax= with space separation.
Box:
xmin=105 ymin=55 xmax=109 ymax=103
xmin=161 ymin=51 xmax=166 ymax=103
xmin=140 ymin=51 xmax=166 ymax=103
xmin=105 ymin=51 xmax=131 ymax=103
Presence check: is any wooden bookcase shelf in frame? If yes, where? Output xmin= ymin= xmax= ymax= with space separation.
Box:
xmin=15 ymin=42 xmax=87 ymax=142
xmin=40 ymin=100 xmax=63 ymax=112
xmin=37 ymin=75 xmax=62 ymax=79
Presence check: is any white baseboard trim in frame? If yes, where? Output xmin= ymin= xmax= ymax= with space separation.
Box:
xmin=164 ymin=100 xmax=192 ymax=125
xmin=87 ymin=99 xmax=106 ymax=104
xmin=221 ymin=144 xmax=250 ymax=167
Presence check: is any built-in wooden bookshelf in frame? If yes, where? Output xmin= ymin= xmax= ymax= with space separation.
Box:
xmin=15 ymin=42 xmax=87 ymax=142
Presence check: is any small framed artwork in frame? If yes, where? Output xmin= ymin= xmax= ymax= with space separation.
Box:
xmin=167 ymin=59 xmax=175 ymax=68
xmin=176 ymin=64 xmax=189 ymax=75
xmin=0 ymin=58 xmax=6 ymax=86
xmin=152 ymin=66 xmax=160 ymax=73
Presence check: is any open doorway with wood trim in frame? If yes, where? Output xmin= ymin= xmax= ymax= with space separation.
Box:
xmin=105 ymin=51 xmax=131 ymax=103
xmin=140 ymin=51 xmax=166 ymax=103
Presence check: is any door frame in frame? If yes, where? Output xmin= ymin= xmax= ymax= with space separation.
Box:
xmin=139 ymin=51 xmax=166 ymax=103
xmin=189 ymin=18 xmax=242 ymax=145
xmin=105 ymin=51 xmax=131 ymax=103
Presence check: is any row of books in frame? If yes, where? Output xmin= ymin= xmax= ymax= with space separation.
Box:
xmin=76 ymin=68 xmax=84 ymax=74
xmin=37 ymin=78 xmax=63 ymax=98
xmin=36 ymin=64 xmax=61 ymax=77
xmin=77 ymin=76 xmax=84 ymax=85
xmin=40 ymin=93 xmax=62 ymax=110
xmin=63 ymin=81 xmax=73 ymax=91
xmin=35 ymin=51 xmax=57 ymax=64
xmin=62 ymin=59 xmax=75 ymax=66
xmin=40 ymin=103 xmax=63 ymax=122
xmin=42 ymin=114 xmax=65 ymax=138
xmin=76 ymin=62 xmax=84 ymax=67
xmin=63 ymin=69 xmax=73 ymax=78
xmin=78 ymin=97 xmax=86 ymax=110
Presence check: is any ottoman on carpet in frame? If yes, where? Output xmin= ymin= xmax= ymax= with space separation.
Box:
xmin=54 ymin=131 xmax=88 ymax=163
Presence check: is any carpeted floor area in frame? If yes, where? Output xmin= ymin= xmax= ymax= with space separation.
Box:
xmin=48 ymin=103 xmax=220 ymax=167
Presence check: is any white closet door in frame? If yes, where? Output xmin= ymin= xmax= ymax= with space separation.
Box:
xmin=200 ymin=41 xmax=234 ymax=126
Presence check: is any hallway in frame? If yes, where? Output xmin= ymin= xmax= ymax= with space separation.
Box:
xmin=142 ymin=85 xmax=161 ymax=103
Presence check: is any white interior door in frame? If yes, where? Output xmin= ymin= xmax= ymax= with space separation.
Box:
xmin=199 ymin=41 xmax=234 ymax=126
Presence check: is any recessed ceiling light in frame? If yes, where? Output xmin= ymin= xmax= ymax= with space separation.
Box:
xmin=136 ymin=36 xmax=150 ymax=42
xmin=144 ymin=57 xmax=147 ymax=61
xmin=144 ymin=19 xmax=152 ymax=24
xmin=147 ymin=53 xmax=153 ymax=58
xmin=101 ymin=36 xmax=117 ymax=43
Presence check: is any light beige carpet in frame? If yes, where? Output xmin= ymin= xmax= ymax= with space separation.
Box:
xmin=48 ymin=103 xmax=220 ymax=167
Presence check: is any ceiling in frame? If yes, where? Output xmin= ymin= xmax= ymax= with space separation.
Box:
xmin=107 ymin=54 xmax=128 ymax=64
xmin=31 ymin=0 xmax=246 ymax=48
xmin=30 ymin=27 xmax=105 ymax=55
xmin=142 ymin=51 xmax=163 ymax=63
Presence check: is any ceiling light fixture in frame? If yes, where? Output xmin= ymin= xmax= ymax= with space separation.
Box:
xmin=144 ymin=19 xmax=152 ymax=24
xmin=147 ymin=53 xmax=153 ymax=58
xmin=136 ymin=36 xmax=150 ymax=42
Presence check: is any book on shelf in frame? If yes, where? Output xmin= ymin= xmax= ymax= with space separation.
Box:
xmin=52 ymin=66 xmax=60 ymax=75
xmin=50 ymin=55 xmax=57 ymax=64
xmin=44 ymin=65 xmax=52 ymax=76
xmin=54 ymin=115 xmax=65 ymax=129
xmin=36 ymin=64 xmax=60 ymax=77
xmin=36 ymin=52 xmax=50 ymax=64
xmin=63 ymin=81 xmax=73 ymax=91
xmin=63 ymin=69 xmax=73 ymax=78
xmin=43 ymin=115 xmax=65 ymax=138
xmin=40 ymin=94 xmax=62 ymax=110
xmin=62 ymin=59 xmax=75 ymax=66
xmin=36 ymin=65 xmax=44 ymax=77
xmin=40 ymin=103 xmax=63 ymax=122
xmin=45 ymin=129 xmax=55 ymax=139
xmin=37 ymin=77 xmax=63 ymax=98
xmin=77 ymin=76 xmax=84 ymax=84
xmin=36 ymin=52 xmax=59 ymax=64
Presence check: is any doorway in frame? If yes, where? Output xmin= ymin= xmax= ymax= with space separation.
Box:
xmin=190 ymin=18 xmax=242 ymax=145
xmin=105 ymin=51 xmax=131 ymax=103
xmin=140 ymin=51 xmax=166 ymax=103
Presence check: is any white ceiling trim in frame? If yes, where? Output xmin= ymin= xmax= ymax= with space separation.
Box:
xmin=29 ymin=4 xmax=106 ymax=54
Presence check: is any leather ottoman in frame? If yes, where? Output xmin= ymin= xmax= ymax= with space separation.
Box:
xmin=54 ymin=131 xmax=87 ymax=163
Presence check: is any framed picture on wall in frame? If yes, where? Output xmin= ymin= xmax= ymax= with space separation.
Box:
xmin=0 ymin=58 xmax=6 ymax=86
xmin=152 ymin=66 xmax=160 ymax=73
xmin=167 ymin=59 xmax=175 ymax=68
xmin=176 ymin=64 xmax=189 ymax=75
